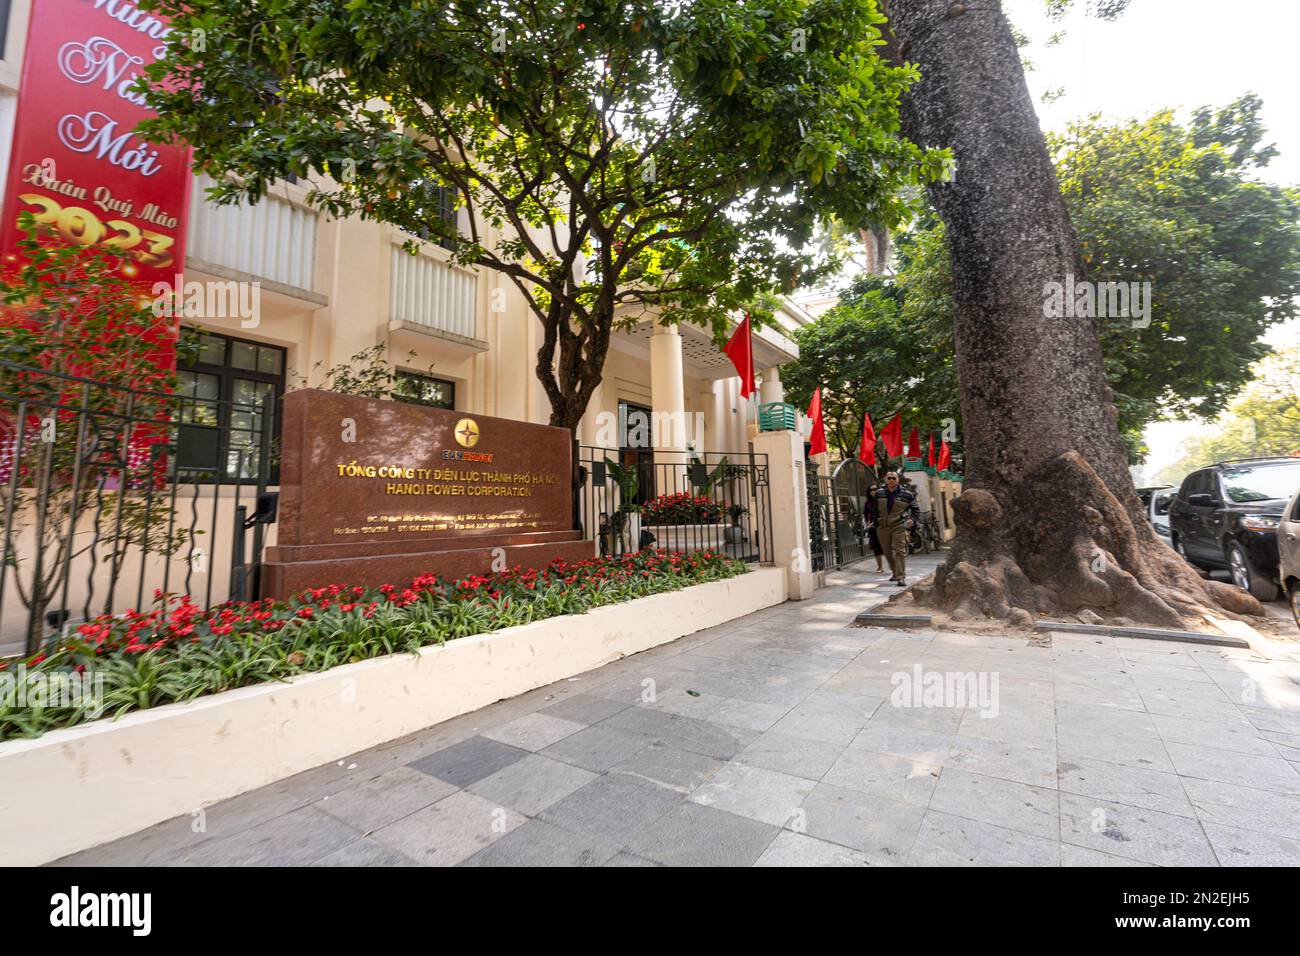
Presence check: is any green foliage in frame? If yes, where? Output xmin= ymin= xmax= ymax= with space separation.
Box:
xmin=641 ymin=492 xmax=724 ymax=525
xmin=1154 ymin=347 xmax=1300 ymax=485
xmin=0 ymin=231 xmax=194 ymax=644
xmin=603 ymin=457 xmax=640 ymax=514
xmin=288 ymin=342 xmax=437 ymax=401
xmin=1045 ymin=0 xmax=1131 ymax=22
xmin=786 ymin=96 xmax=1300 ymax=465
xmin=1 ymin=224 xmax=190 ymax=391
xmin=602 ymin=456 xmax=640 ymax=538
xmin=137 ymin=0 xmax=947 ymax=426
xmin=689 ymin=455 xmax=738 ymax=496
xmin=783 ymin=269 xmax=956 ymax=460
xmin=0 ymin=550 xmax=747 ymax=740
xmin=1050 ymin=95 xmax=1300 ymax=435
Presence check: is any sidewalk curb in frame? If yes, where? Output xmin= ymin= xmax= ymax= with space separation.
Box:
xmin=852 ymin=613 xmax=1252 ymax=649
xmin=1033 ymin=621 xmax=1251 ymax=648
xmin=854 ymin=612 xmax=933 ymax=628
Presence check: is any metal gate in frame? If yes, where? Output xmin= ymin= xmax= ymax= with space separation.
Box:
xmin=0 ymin=361 xmax=276 ymax=655
xmin=807 ymin=457 xmax=878 ymax=572
xmin=577 ymin=445 xmax=772 ymax=564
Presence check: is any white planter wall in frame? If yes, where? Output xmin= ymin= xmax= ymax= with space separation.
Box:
xmin=0 ymin=567 xmax=786 ymax=865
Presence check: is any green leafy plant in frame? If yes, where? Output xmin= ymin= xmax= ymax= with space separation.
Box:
xmin=139 ymin=0 xmax=948 ymax=433
xmin=0 ymin=550 xmax=746 ymax=741
xmin=641 ymin=492 xmax=723 ymax=525
xmin=289 ymin=343 xmax=438 ymax=401
xmin=0 ymin=227 xmax=196 ymax=652
xmin=603 ymin=457 xmax=641 ymax=538
xmin=689 ymin=455 xmax=741 ymax=497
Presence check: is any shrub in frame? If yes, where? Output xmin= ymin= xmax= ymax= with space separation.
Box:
xmin=640 ymin=491 xmax=723 ymax=525
xmin=0 ymin=550 xmax=745 ymax=741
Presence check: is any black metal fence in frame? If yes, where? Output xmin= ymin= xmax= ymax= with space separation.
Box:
xmin=0 ymin=361 xmax=275 ymax=655
xmin=576 ymin=446 xmax=773 ymax=564
xmin=808 ymin=457 xmax=877 ymax=572
xmin=805 ymin=461 xmax=826 ymax=572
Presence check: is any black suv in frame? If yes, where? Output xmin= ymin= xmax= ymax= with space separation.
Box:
xmin=1169 ymin=458 xmax=1300 ymax=601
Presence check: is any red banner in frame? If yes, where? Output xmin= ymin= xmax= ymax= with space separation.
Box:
xmin=0 ymin=0 xmax=191 ymax=298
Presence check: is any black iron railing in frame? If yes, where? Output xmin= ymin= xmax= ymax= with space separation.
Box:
xmin=809 ymin=457 xmax=876 ymax=571
xmin=576 ymin=446 xmax=772 ymax=565
xmin=0 ymin=361 xmax=275 ymax=654
xmin=805 ymin=461 xmax=827 ymax=572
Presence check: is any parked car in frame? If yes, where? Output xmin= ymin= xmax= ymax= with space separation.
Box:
xmin=1168 ymin=457 xmax=1300 ymax=601
xmin=1137 ymin=485 xmax=1174 ymax=541
xmin=1279 ymin=487 xmax=1300 ymax=629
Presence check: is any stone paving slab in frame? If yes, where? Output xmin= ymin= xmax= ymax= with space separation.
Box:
xmin=51 ymin=560 xmax=1300 ymax=867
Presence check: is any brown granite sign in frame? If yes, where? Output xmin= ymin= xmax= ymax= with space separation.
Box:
xmin=262 ymin=389 xmax=593 ymax=597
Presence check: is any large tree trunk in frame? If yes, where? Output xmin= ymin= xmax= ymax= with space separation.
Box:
xmin=881 ymin=0 xmax=1261 ymax=626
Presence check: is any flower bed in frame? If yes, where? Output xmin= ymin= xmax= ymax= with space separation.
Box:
xmin=0 ymin=550 xmax=745 ymax=741
xmin=640 ymin=491 xmax=723 ymax=525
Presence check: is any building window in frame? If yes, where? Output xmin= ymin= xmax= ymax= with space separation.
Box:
xmin=434 ymin=185 xmax=458 ymax=251
xmin=176 ymin=329 xmax=286 ymax=481
xmin=392 ymin=371 xmax=455 ymax=410
xmin=409 ymin=181 xmax=460 ymax=251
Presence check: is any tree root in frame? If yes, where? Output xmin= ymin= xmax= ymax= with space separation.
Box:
xmin=919 ymin=451 xmax=1266 ymax=629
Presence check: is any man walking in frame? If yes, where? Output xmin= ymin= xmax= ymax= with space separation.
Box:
xmin=873 ymin=471 xmax=918 ymax=585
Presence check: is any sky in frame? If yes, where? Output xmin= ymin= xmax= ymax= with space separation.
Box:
xmin=1003 ymin=0 xmax=1300 ymax=482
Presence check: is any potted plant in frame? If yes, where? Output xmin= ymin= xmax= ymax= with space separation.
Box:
xmin=725 ymin=503 xmax=749 ymax=544
xmin=603 ymin=457 xmax=642 ymax=554
xmin=641 ymin=492 xmax=724 ymax=526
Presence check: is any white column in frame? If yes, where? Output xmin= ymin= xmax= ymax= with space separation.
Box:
xmin=752 ymin=428 xmax=819 ymax=599
xmin=579 ymin=378 xmax=607 ymax=449
xmin=736 ymin=378 xmax=754 ymax=451
xmin=708 ymin=380 xmax=727 ymax=455
xmin=759 ymin=366 xmax=785 ymax=406
xmin=650 ymin=324 xmax=686 ymax=461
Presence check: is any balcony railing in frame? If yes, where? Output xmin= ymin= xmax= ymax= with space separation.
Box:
xmin=187 ymin=175 xmax=317 ymax=293
xmin=390 ymin=245 xmax=478 ymax=340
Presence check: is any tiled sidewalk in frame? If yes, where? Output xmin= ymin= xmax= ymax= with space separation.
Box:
xmin=55 ymin=564 xmax=1300 ymax=867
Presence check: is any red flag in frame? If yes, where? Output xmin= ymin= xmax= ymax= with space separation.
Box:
xmin=807 ymin=388 xmax=828 ymax=456
xmin=880 ymin=414 xmax=903 ymax=459
xmin=907 ymin=427 xmax=920 ymax=458
xmin=723 ymin=314 xmax=756 ymax=399
xmin=937 ymin=440 xmax=951 ymax=471
xmin=927 ymin=433 xmax=936 ymax=467
xmin=858 ymin=413 xmax=877 ymax=467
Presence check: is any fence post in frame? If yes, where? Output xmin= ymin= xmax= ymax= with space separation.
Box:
xmin=751 ymin=428 xmax=818 ymax=600
xmin=230 ymin=505 xmax=248 ymax=602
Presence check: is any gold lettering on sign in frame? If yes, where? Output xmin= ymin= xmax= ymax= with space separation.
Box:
xmin=336 ymin=461 xmax=557 ymax=499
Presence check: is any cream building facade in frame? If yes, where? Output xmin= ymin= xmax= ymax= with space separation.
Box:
xmin=0 ymin=0 xmax=818 ymax=645
xmin=0 ymin=0 xmax=804 ymax=463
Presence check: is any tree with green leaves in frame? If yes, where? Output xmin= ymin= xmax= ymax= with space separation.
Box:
xmin=1155 ymin=348 xmax=1300 ymax=486
xmin=140 ymin=0 xmax=948 ymax=434
xmin=782 ymin=270 xmax=956 ymax=462
xmin=793 ymin=94 xmax=1300 ymax=470
xmin=1052 ymin=95 xmax=1300 ymax=436
xmin=879 ymin=0 xmax=1265 ymax=627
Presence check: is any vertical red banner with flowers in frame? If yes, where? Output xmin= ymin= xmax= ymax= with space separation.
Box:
xmin=0 ymin=0 xmax=194 ymax=497
xmin=0 ymin=0 xmax=192 ymax=363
